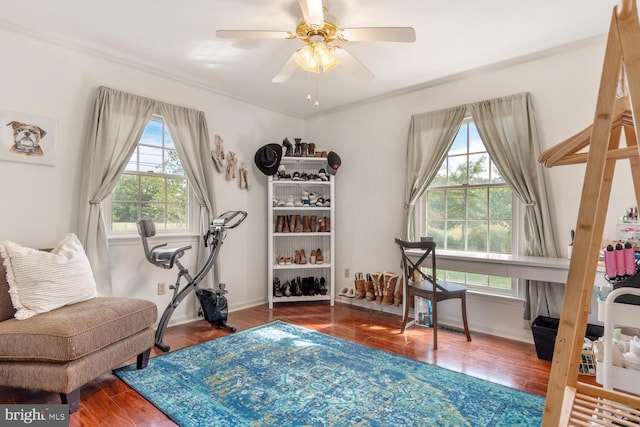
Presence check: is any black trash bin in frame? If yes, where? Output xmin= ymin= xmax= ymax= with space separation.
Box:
xmin=531 ymin=316 xmax=604 ymax=361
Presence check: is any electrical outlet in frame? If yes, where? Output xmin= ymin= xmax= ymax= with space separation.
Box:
xmin=345 ymin=268 xmax=350 ymax=278
xmin=157 ymin=282 xmax=166 ymax=295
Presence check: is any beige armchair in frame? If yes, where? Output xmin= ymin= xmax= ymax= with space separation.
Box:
xmin=0 ymin=260 xmax=157 ymax=412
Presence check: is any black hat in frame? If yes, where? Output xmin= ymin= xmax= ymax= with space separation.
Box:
xmin=327 ymin=151 xmax=341 ymax=175
xmin=254 ymin=144 xmax=282 ymax=176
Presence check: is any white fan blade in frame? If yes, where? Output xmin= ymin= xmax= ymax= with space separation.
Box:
xmin=216 ymin=30 xmax=294 ymax=39
xmin=332 ymin=47 xmax=375 ymax=80
xmin=298 ymin=0 xmax=324 ymax=26
xmin=272 ymin=54 xmax=298 ymax=83
xmin=340 ymin=27 xmax=416 ymax=43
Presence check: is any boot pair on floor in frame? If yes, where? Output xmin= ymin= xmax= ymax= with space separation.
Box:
xmin=353 ymin=271 xmax=402 ymax=306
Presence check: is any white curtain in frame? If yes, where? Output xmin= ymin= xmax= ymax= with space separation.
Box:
xmin=470 ymin=93 xmax=561 ymax=320
xmin=78 ymin=87 xmax=216 ymax=295
xmin=78 ymin=87 xmax=154 ymax=295
xmin=403 ymin=105 xmax=467 ymax=239
xmin=158 ymin=103 xmax=218 ymax=288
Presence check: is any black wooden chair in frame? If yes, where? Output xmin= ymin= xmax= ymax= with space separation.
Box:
xmin=395 ymin=238 xmax=471 ymax=349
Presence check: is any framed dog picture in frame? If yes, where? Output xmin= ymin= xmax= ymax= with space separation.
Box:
xmin=0 ymin=110 xmax=57 ymax=166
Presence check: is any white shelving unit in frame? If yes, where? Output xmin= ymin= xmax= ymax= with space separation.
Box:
xmin=267 ymin=156 xmax=335 ymax=309
xmin=595 ymin=286 xmax=640 ymax=394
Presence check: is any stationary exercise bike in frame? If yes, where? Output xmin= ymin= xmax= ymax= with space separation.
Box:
xmin=137 ymin=210 xmax=247 ymax=352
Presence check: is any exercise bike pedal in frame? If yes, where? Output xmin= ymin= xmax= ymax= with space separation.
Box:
xmin=155 ymin=341 xmax=170 ymax=353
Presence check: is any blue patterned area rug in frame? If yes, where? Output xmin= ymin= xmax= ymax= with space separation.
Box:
xmin=115 ymin=320 xmax=544 ymax=426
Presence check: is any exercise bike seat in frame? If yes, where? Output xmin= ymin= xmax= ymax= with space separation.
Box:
xmin=137 ymin=219 xmax=192 ymax=270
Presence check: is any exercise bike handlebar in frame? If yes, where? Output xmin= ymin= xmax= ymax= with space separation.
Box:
xmin=211 ymin=210 xmax=247 ymax=230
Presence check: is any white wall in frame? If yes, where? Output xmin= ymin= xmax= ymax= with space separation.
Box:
xmin=1 ymin=28 xmax=631 ymax=342
xmin=0 ymin=28 xmax=303 ymax=324
xmin=306 ymin=37 xmax=633 ymax=342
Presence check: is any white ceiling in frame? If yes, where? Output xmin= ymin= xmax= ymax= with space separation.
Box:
xmin=0 ymin=0 xmax=618 ymax=118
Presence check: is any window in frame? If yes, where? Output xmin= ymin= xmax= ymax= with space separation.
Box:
xmin=419 ymin=119 xmax=517 ymax=296
xmin=109 ymin=116 xmax=191 ymax=233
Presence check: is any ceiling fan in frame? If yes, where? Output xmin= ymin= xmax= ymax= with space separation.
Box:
xmin=216 ymin=0 xmax=416 ymax=83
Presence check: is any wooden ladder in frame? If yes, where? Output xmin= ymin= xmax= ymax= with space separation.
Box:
xmin=540 ymin=0 xmax=640 ymax=425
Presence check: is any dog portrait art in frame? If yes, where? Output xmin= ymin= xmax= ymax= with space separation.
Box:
xmin=6 ymin=121 xmax=47 ymax=156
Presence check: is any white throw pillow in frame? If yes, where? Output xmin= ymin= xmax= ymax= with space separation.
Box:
xmin=0 ymin=233 xmax=98 ymax=320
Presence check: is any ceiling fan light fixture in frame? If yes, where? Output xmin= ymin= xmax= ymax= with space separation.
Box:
xmin=294 ymin=41 xmax=339 ymax=73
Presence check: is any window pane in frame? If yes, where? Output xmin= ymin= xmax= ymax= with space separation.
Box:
xmin=467 ymin=272 xmax=488 ymax=286
xmin=167 ymin=178 xmax=187 ymax=204
xmin=164 ymin=125 xmax=175 ymax=149
xmin=113 ymin=174 xmax=139 ymax=202
xmin=489 ymin=275 xmax=512 ymax=290
xmin=140 ymin=119 xmax=163 ymax=148
xmin=164 ymin=148 xmax=184 ymax=175
xmin=445 ymin=270 xmax=465 ymax=284
xmin=489 ymin=220 xmax=512 ymax=254
xmin=431 ymin=162 xmax=447 ymax=187
xmin=141 ymin=202 xmax=165 ymax=225
xmin=468 ymin=123 xmax=484 ymax=153
xmin=449 ymin=126 xmax=467 ymax=155
xmin=427 ymin=190 xmax=445 ymax=220
xmin=446 ymin=189 xmax=465 ymax=219
xmin=125 ymin=147 xmax=139 ymax=171
xmin=447 ymin=155 xmax=467 ymax=185
xmin=139 ymin=145 xmax=163 ymax=173
xmin=166 ymin=203 xmax=187 ymax=229
xmin=427 ymin=221 xmax=445 ymax=244
xmin=467 ymin=221 xmax=488 ymax=252
xmin=140 ymin=175 xmax=165 ymax=202
xmin=490 ymin=160 xmax=505 ymax=183
xmin=467 ymin=188 xmax=487 ymax=220
xmin=468 ymin=153 xmax=489 ymax=184
xmin=446 ymin=221 xmax=464 ymax=250
xmin=112 ymin=202 xmax=139 ymax=231
xmin=489 ymin=187 xmax=512 ymax=219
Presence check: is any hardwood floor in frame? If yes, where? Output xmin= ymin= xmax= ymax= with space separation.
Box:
xmin=1 ymin=302 xmax=561 ymax=426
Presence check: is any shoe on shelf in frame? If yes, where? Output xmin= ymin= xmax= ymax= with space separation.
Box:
xmin=323 ymin=198 xmax=331 ymax=207
xmin=299 ymin=249 xmax=307 ymax=264
xmin=309 ymin=192 xmax=318 ymax=205
xmin=282 ymin=138 xmax=293 ymax=157
xmin=315 ymin=249 xmax=324 ymax=264
xmin=310 ymin=249 xmax=317 ymax=264
xmin=284 ymin=281 xmax=292 ymax=297
xmin=301 ymin=190 xmax=310 ymax=206
xmin=273 ymin=278 xmax=283 ymax=297
xmin=285 ymin=196 xmax=295 ymax=207
xmin=316 ymin=197 xmax=324 ymax=207
xmin=275 ymin=216 xmax=284 ymax=233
